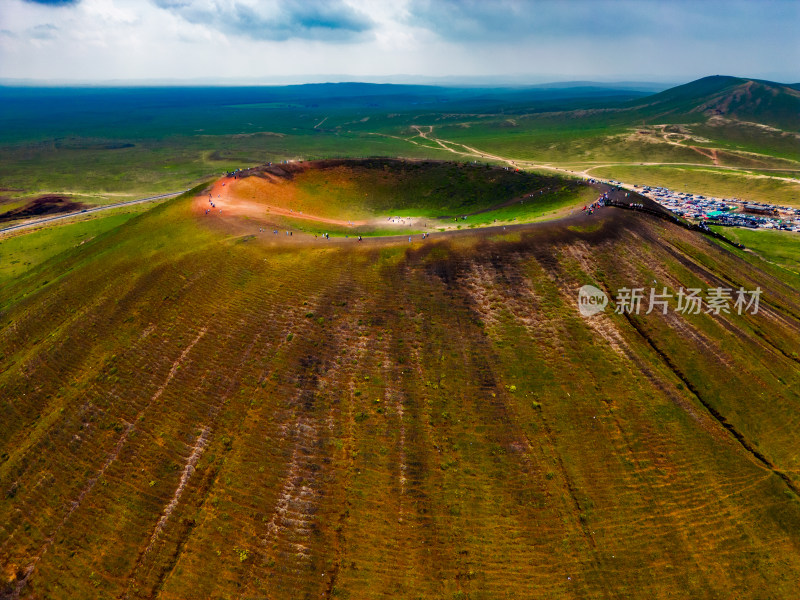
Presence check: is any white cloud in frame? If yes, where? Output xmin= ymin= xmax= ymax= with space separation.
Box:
xmin=0 ymin=0 xmax=797 ymax=83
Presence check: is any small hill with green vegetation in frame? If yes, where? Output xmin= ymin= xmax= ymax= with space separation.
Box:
xmin=1 ymin=171 xmax=799 ymax=598
xmin=627 ymin=75 xmax=800 ymax=131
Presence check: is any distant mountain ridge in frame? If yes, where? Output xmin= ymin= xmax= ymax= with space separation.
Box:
xmin=627 ymin=75 xmax=800 ymax=131
xmin=0 ymin=75 xmax=796 ymax=143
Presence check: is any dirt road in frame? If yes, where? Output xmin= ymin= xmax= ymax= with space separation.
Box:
xmin=409 ymin=125 xmax=800 ymax=187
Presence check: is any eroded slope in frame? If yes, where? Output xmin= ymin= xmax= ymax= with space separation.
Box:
xmin=1 ymin=194 xmax=799 ymax=599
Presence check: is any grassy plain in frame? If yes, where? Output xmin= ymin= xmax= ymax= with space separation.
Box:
xmin=0 ymin=133 xmax=442 ymax=204
xmin=710 ymin=225 xmax=800 ymax=273
xmin=0 ymin=204 xmax=152 ymax=284
xmin=2 ymin=81 xmax=798 ymax=212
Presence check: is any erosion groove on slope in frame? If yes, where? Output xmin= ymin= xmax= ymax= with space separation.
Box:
xmin=622 ymin=311 xmax=800 ymax=496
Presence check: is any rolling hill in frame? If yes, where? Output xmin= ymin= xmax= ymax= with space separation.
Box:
xmin=1 ymin=162 xmax=800 ymax=598
xmin=628 ymin=75 xmax=800 ymax=131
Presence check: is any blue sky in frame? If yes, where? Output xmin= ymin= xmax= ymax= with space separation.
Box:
xmin=1 ymin=0 xmax=798 ymax=84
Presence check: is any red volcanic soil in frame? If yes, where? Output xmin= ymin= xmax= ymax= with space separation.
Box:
xmin=194 ymin=176 xmax=367 ymax=227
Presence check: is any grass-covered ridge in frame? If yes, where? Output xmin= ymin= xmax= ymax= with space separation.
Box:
xmin=0 ymin=204 xmax=153 ymax=286
xmin=208 ymin=159 xmax=595 ymax=237
xmin=244 ymin=158 xmax=586 ymax=216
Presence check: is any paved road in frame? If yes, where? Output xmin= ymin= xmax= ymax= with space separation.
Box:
xmin=0 ymin=191 xmax=186 ymax=236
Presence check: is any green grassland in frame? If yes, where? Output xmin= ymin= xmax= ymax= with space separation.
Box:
xmin=1 ymin=181 xmax=800 ymax=598
xmin=710 ymin=226 xmax=800 ymax=274
xmin=0 ymin=204 xmax=152 ymax=285
xmin=0 ymin=132 xmax=444 ymax=204
xmin=289 ymin=160 xmax=584 ymax=218
xmin=429 ymin=117 xmax=706 ymax=164
xmin=691 ymin=120 xmax=800 ymax=161
xmin=0 ymin=198 xmax=28 ymax=218
xmin=2 ymin=80 xmax=798 ymax=211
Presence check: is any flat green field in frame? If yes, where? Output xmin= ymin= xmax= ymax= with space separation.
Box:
xmin=710 ymin=225 xmax=800 ymax=274
xmin=432 ymin=119 xmax=709 ymax=164
xmin=0 ymin=134 xmax=444 ymax=205
xmin=0 ymin=204 xmax=153 ymax=285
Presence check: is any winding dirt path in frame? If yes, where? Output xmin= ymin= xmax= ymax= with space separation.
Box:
xmin=410 ymin=124 xmax=800 ymax=186
xmin=198 ymin=178 xmax=368 ymax=227
xmin=412 ymin=125 xmax=574 ymax=177
xmin=689 ymin=146 xmax=720 ymax=166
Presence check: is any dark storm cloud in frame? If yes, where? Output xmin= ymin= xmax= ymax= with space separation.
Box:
xmin=407 ymin=0 xmax=800 ymax=43
xmin=406 ymin=0 xmax=638 ymax=41
xmin=153 ymin=0 xmax=374 ymax=42
xmin=22 ymin=0 xmax=79 ymax=5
